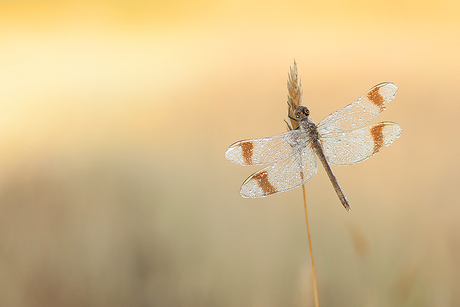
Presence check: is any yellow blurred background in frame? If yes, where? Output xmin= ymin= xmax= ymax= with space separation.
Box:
xmin=1 ymin=0 xmax=459 ymax=306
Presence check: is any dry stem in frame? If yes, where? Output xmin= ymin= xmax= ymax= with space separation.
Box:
xmin=287 ymin=60 xmax=319 ymax=307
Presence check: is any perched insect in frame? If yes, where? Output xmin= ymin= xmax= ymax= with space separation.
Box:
xmin=225 ymin=82 xmax=402 ymax=211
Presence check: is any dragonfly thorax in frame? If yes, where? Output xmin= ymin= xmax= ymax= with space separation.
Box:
xmin=295 ymin=106 xmax=317 ymax=136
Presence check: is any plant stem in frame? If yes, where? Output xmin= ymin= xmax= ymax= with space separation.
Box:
xmin=302 ymin=184 xmax=319 ymax=307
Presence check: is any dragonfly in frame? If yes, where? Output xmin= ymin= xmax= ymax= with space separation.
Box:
xmin=225 ymin=82 xmax=402 ymax=211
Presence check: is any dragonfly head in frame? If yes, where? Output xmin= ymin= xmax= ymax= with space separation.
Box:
xmin=294 ymin=106 xmax=310 ymax=119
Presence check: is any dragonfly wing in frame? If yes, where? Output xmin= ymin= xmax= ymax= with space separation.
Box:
xmin=317 ymin=83 xmax=398 ymax=134
xmin=225 ymin=129 xmax=306 ymax=166
xmin=240 ymin=143 xmax=317 ymax=198
xmin=320 ymin=122 xmax=402 ymax=166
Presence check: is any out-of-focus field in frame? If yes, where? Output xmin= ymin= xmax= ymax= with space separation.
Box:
xmin=1 ymin=1 xmax=459 ymax=306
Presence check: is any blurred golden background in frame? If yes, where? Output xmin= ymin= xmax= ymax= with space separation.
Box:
xmin=1 ymin=0 xmax=459 ymax=306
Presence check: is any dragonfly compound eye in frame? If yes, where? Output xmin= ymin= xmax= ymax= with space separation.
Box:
xmin=295 ymin=106 xmax=310 ymax=118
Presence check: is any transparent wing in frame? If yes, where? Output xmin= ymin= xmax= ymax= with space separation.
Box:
xmin=225 ymin=129 xmax=307 ymax=166
xmin=320 ymin=122 xmax=402 ymax=166
xmin=240 ymin=144 xmax=317 ymax=198
xmin=317 ymin=82 xmax=398 ymax=135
